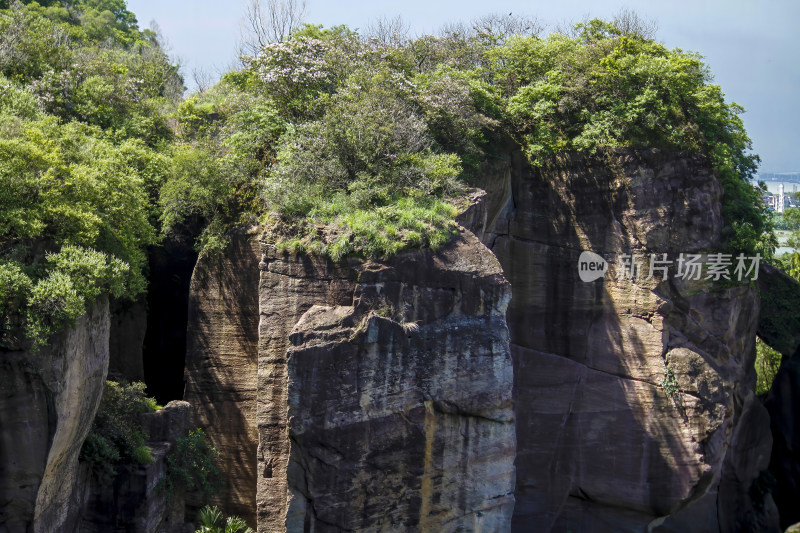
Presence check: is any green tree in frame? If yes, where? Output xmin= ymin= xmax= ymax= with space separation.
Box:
xmin=783 ymin=207 xmax=800 ymax=250
xmin=0 ymin=77 xmax=164 ymax=345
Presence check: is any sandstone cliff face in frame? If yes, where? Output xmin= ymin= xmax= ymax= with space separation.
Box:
xmin=257 ymin=230 xmax=516 ymax=532
xmin=475 ymin=149 xmax=777 ymax=532
xmin=0 ymin=298 xmax=110 ymax=533
xmin=182 ymin=148 xmax=775 ymax=532
xmin=183 ymin=233 xmax=261 ymax=525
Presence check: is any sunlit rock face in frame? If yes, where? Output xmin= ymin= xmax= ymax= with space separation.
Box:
xmin=477 ymin=148 xmax=778 ymax=532
xmin=258 ymin=230 xmax=516 ymax=532
xmin=0 ymin=299 xmax=110 ymax=533
xmin=184 ymin=233 xmax=261 ymax=525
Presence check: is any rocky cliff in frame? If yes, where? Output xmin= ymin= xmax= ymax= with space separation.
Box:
xmin=184 ymin=233 xmax=261 ymax=524
xmin=272 ymin=230 xmax=515 ymax=531
xmin=0 ymin=298 xmax=110 ymax=533
xmin=79 ymin=400 xmax=192 ymax=533
xmin=181 ymin=148 xmax=780 ymax=532
xmin=476 ymin=148 xmax=777 ymax=532
xmin=184 ymin=228 xmax=517 ymax=532
xmin=758 ymin=265 xmax=800 ymax=530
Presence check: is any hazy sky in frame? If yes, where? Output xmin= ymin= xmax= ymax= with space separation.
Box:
xmin=126 ymin=0 xmax=800 ymax=173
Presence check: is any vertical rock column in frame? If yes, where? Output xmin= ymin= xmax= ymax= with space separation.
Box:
xmin=256 ymin=230 xmax=517 ymax=532
xmin=256 ymin=250 xmax=356 ymax=530
xmin=184 ymin=233 xmax=261 ymax=524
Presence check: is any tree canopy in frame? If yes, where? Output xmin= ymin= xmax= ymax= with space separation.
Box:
xmin=167 ymin=16 xmax=771 ymax=259
xmin=0 ymin=2 xmax=775 ymax=345
xmin=0 ymin=0 xmax=179 ymax=346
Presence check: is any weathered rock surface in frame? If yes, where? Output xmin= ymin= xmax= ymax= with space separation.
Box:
xmin=0 ymin=299 xmax=110 ymax=533
xmin=183 ymin=233 xmax=261 ymax=525
xmin=179 ymin=146 xmax=777 ymax=532
xmin=255 ymin=230 xmax=516 ymax=532
xmin=758 ymin=265 xmax=800 ymax=529
xmin=475 ymin=148 xmax=777 ymax=532
xmin=281 ymin=230 xmax=515 ymax=532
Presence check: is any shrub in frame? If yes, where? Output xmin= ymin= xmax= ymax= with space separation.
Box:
xmin=261 ymin=65 xmax=470 ymax=258
xmin=80 ymin=380 xmax=159 ymax=480
xmin=195 ymin=505 xmax=253 ymax=533
xmin=25 ymin=271 xmax=85 ymax=346
xmin=755 ymin=337 xmax=783 ymax=395
xmin=159 ymin=428 xmax=221 ymax=501
xmin=167 ymin=17 xmax=771 ymax=265
xmin=0 ymin=109 xmax=161 ymax=345
xmin=492 ymin=20 xmax=771 ymax=256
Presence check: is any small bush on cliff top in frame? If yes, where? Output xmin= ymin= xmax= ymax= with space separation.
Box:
xmin=161 ymin=16 xmax=769 ymax=260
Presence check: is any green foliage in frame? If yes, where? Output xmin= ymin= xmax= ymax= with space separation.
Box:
xmin=755 ymin=337 xmax=782 ymax=395
xmin=782 ymin=207 xmax=800 ymax=252
xmin=0 ymin=98 xmax=161 ymax=345
xmin=195 ymin=505 xmax=253 ymax=533
xmin=414 ymin=66 xmax=501 ymax=170
xmin=80 ymin=431 xmax=121 ymax=480
xmin=5 ymin=3 xmax=768 ymax=293
xmin=771 ymin=212 xmax=789 ymax=232
xmin=159 ymin=428 xmax=221 ymax=502
xmin=22 ymin=243 xmax=130 ymax=346
xmin=491 ymin=21 xmax=771 ymax=256
xmin=245 ymin=27 xmax=366 ymax=119
xmin=0 ymin=76 xmax=39 ymax=118
xmin=0 ymin=261 xmax=32 ymax=317
xmin=783 ymin=252 xmax=800 ymax=282
xmin=0 ymin=0 xmax=182 ymax=142
xmin=162 ymin=81 xmax=287 ymax=254
xmin=659 ymin=366 xmax=685 ymax=415
xmin=246 ymin=45 xmax=491 ymax=258
xmin=26 ymin=271 xmax=85 ymax=346
xmin=272 ymin=195 xmax=459 ymax=260
xmin=80 ymin=380 xmax=159 ymax=480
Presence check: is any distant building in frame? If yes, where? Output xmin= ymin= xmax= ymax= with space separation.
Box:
xmin=760 ymin=192 xmax=797 ymax=212
xmin=753 ymin=180 xmax=797 ymax=212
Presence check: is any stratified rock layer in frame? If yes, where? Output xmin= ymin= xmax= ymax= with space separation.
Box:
xmin=184 ymin=233 xmax=261 ymax=525
xmin=257 ymin=230 xmax=516 ymax=532
xmin=476 ymin=149 xmax=778 ymax=532
xmin=0 ymin=299 xmax=110 ymax=533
